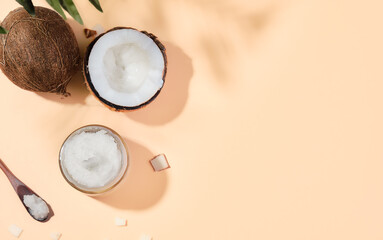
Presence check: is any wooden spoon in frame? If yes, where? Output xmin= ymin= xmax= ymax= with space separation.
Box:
xmin=0 ymin=158 xmax=53 ymax=222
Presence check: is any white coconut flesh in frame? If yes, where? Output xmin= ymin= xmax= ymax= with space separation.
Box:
xmin=88 ymin=29 xmax=165 ymax=107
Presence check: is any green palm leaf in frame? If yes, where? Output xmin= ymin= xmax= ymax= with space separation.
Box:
xmin=89 ymin=0 xmax=103 ymax=12
xmin=16 ymin=0 xmax=35 ymax=16
xmin=59 ymin=0 xmax=83 ymax=25
xmin=0 ymin=26 xmax=8 ymax=34
xmin=46 ymin=0 xmax=66 ymax=19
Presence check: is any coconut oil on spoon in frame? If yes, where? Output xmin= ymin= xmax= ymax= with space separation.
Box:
xmin=0 ymin=158 xmax=53 ymax=222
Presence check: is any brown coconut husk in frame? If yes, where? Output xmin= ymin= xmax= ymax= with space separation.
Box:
xmin=0 ymin=7 xmax=80 ymax=96
xmin=83 ymin=27 xmax=167 ymax=111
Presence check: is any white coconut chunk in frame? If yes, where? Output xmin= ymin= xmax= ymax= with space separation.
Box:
xmin=150 ymin=154 xmax=170 ymax=172
xmin=115 ymin=217 xmax=127 ymax=226
xmin=8 ymin=224 xmax=23 ymax=238
xmin=88 ymin=28 xmax=165 ymax=107
xmin=92 ymin=24 xmax=105 ymax=37
xmin=50 ymin=232 xmax=62 ymax=240
xmin=140 ymin=234 xmax=152 ymax=240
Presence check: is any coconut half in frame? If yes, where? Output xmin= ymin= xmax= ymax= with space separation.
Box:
xmin=84 ymin=27 xmax=167 ymax=111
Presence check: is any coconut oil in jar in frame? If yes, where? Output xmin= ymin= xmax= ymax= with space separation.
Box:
xmin=59 ymin=125 xmax=128 ymax=195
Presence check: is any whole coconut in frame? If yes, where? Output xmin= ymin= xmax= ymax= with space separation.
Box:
xmin=0 ymin=7 xmax=80 ymax=95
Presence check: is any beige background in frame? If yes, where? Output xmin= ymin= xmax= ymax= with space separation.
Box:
xmin=1 ymin=0 xmax=383 ymax=239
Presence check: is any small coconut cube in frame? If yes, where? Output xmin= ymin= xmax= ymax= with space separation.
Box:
xmin=84 ymin=28 xmax=97 ymax=38
xmin=115 ymin=217 xmax=127 ymax=226
xmin=140 ymin=234 xmax=152 ymax=240
xmin=8 ymin=224 xmax=23 ymax=238
xmin=50 ymin=232 xmax=62 ymax=240
xmin=150 ymin=154 xmax=170 ymax=172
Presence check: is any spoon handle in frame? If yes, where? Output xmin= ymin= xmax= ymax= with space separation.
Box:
xmin=0 ymin=158 xmax=24 ymax=191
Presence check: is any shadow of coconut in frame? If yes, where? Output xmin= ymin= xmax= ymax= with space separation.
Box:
xmin=125 ymin=42 xmax=193 ymax=125
xmin=66 ymin=19 xmax=94 ymax=58
xmin=36 ymin=71 xmax=89 ymax=104
xmin=94 ymin=138 xmax=168 ymax=210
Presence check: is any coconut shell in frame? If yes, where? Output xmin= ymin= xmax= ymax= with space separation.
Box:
xmin=84 ymin=28 xmax=97 ymax=38
xmin=0 ymin=7 xmax=80 ymax=95
xmin=83 ymin=27 xmax=167 ymax=111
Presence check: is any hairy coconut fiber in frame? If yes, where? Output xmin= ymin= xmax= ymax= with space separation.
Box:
xmin=0 ymin=7 xmax=80 ymax=95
